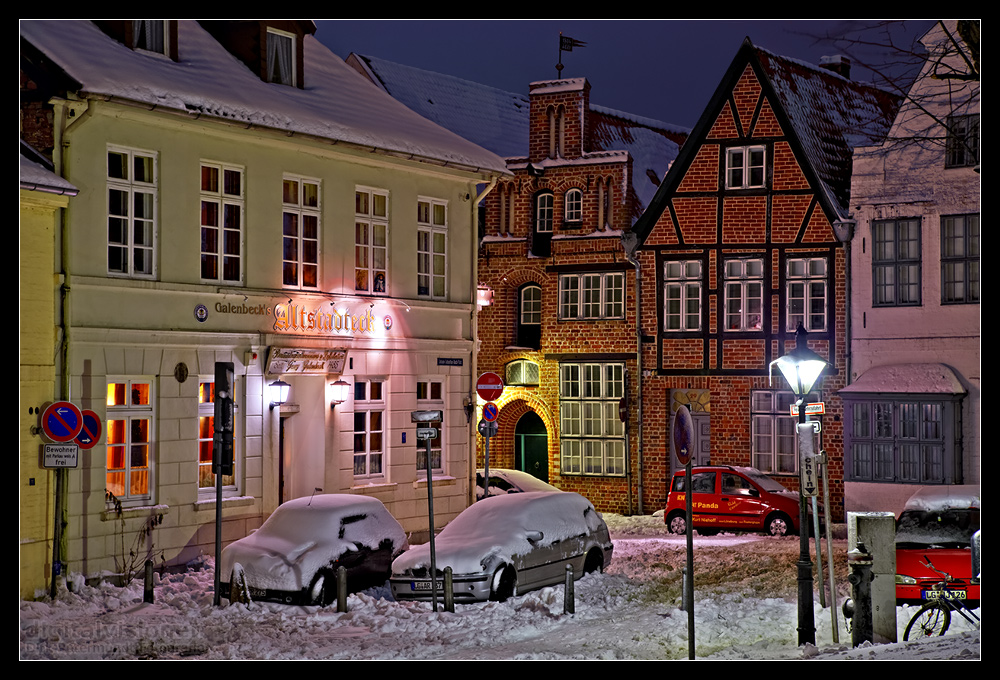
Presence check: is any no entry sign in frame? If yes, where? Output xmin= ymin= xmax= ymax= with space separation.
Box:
xmin=476 ymin=372 xmax=504 ymax=402
xmin=41 ymin=401 xmax=83 ymax=443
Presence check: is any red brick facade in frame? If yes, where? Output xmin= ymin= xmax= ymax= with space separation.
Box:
xmin=635 ymin=56 xmax=854 ymax=521
xmin=477 ymin=78 xmax=651 ymax=514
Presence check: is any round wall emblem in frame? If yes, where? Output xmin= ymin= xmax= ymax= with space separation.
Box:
xmin=383 ymin=315 xmax=393 ymax=330
xmin=194 ymin=304 xmax=209 ymax=322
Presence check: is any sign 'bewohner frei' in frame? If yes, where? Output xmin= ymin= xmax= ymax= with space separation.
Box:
xmin=212 ymin=300 xmax=391 ymax=335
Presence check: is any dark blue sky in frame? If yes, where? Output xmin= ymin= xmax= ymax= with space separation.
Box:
xmin=318 ymin=19 xmax=933 ymax=130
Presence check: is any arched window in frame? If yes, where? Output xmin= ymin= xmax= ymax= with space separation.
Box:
xmin=517 ymin=283 xmax=542 ymax=349
xmin=565 ymin=188 xmax=582 ymax=223
xmin=535 ymin=193 xmax=553 ymax=233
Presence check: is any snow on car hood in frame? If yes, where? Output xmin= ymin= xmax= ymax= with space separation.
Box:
xmin=393 ymin=492 xmax=607 ymax=575
xmin=221 ymin=495 xmax=406 ymax=591
xmin=902 ymin=485 xmax=980 ymax=512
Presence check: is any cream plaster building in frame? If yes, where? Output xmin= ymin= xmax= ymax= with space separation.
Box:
xmin=20 ymin=20 xmax=507 ymax=588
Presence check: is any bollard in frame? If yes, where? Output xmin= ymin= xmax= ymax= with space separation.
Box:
xmin=564 ymin=565 xmax=575 ymax=614
xmin=444 ymin=567 xmax=454 ymax=613
xmin=337 ymin=566 xmax=348 ymax=613
xmin=143 ymin=559 xmax=154 ymax=604
xmin=847 ymin=542 xmax=874 ymax=647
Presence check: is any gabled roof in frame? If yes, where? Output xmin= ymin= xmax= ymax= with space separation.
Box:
xmin=19 ymin=21 xmax=508 ymax=176
xmin=347 ymin=53 xmax=687 ymax=216
xmin=635 ymin=38 xmax=900 ymax=242
xmin=20 ymin=140 xmax=77 ymax=196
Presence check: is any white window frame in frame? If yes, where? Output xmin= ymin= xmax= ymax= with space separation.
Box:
xmin=353 ymin=379 xmax=386 ymax=480
xmin=417 ymin=197 xmax=447 ymax=299
xmin=786 ymin=257 xmax=827 ymax=332
xmin=559 ymin=272 xmax=624 ymax=319
xmin=200 ymin=162 xmax=244 ymax=284
xmin=560 ymin=363 xmax=626 ymax=476
xmin=106 ymin=377 xmax=155 ymax=505
xmin=536 ymin=193 xmax=554 ymax=233
xmin=416 ymin=378 xmax=444 ymax=474
xmin=564 ymin=188 xmax=583 ymax=223
xmin=355 ymin=187 xmax=389 ymax=295
xmin=724 ymin=258 xmax=764 ymax=331
xmin=266 ymin=28 xmax=296 ymax=86
xmin=282 ymin=175 xmax=320 ymax=289
xmin=663 ymin=260 xmax=702 ymax=331
xmin=751 ymin=390 xmax=815 ymax=475
xmin=197 ymin=377 xmax=238 ymax=495
xmin=107 ymin=146 xmax=157 ymax=279
xmin=725 ymin=145 xmax=766 ymax=189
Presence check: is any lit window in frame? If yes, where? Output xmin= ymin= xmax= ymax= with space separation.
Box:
xmin=506 ymin=359 xmax=540 ymax=386
xmin=106 ymin=378 xmax=154 ymax=503
xmin=198 ymin=379 xmax=236 ymax=492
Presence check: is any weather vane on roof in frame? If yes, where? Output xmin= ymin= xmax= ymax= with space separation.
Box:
xmin=557 ymin=33 xmax=586 ymax=77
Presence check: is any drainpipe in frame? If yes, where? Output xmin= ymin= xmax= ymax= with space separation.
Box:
xmin=470 ymin=177 xmax=499 ymax=505
xmin=622 ymin=231 xmax=643 ymax=515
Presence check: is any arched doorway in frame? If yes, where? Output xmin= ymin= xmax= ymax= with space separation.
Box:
xmin=514 ymin=411 xmax=548 ymax=482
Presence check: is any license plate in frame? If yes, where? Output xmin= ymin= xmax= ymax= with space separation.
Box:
xmin=412 ymin=581 xmax=434 ymax=591
xmin=924 ymin=589 xmax=965 ymax=600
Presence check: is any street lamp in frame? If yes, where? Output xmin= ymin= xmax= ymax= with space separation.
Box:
xmin=769 ymin=324 xmax=829 ymax=646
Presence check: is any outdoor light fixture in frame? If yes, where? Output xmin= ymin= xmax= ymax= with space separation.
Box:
xmin=329 ymin=379 xmax=350 ymax=409
xmin=769 ymin=324 xmax=830 ymax=647
xmin=477 ymin=285 xmax=494 ymax=307
xmin=268 ymin=379 xmax=290 ymax=411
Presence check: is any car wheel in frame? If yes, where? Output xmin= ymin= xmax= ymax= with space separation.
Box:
xmin=583 ymin=549 xmax=604 ymax=575
xmin=667 ymin=512 xmax=687 ymax=535
xmin=765 ymin=513 xmax=792 ymax=537
xmin=309 ymin=569 xmax=336 ymax=606
xmin=490 ymin=565 xmax=516 ymax=602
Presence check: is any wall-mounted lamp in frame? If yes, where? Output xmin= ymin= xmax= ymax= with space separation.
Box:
xmin=330 ymin=378 xmax=351 ymax=410
xmin=268 ymin=379 xmax=290 ymax=411
xmin=477 ymin=285 xmax=494 ymax=308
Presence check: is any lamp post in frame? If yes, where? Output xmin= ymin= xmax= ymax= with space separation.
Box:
xmin=770 ymin=324 xmax=829 ymax=646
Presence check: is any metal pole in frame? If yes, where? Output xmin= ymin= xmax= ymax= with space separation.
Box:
xmin=812 ymin=495 xmax=825 ymax=608
xmin=796 ymin=404 xmax=816 ymax=646
xmin=821 ymin=452 xmax=839 ymax=643
xmin=684 ymin=460 xmax=695 ymax=659
xmin=425 ymin=437 xmax=438 ymax=612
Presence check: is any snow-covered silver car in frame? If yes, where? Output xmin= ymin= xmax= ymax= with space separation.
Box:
xmin=476 ymin=468 xmax=561 ymax=499
xmin=220 ymin=494 xmax=407 ymax=606
xmin=390 ymin=491 xmax=612 ymax=603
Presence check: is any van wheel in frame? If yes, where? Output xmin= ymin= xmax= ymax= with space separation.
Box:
xmin=765 ymin=513 xmax=791 ymax=537
xmin=584 ymin=549 xmax=604 ymax=574
xmin=310 ymin=569 xmax=336 ymax=606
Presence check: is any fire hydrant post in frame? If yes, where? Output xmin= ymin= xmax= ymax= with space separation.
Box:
xmin=847 ymin=542 xmax=874 ymax=647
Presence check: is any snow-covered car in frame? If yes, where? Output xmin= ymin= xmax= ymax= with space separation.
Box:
xmin=220 ymin=494 xmax=407 ymax=606
xmin=664 ymin=465 xmax=803 ymax=536
xmin=390 ymin=491 xmax=613 ymax=603
xmin=476 ymin=468 xmax=561 ymax=499
xmin=895 ymin=485 xmax=980 ymax=607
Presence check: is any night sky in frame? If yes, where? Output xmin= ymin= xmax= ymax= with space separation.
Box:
xmin=317 ymin=19 xmax=935 ymax=130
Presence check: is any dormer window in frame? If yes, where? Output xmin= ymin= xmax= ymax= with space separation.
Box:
xmin=266 ymin=28 xmax=296 ymax=86
xmin=132 ymin=20 xmax=165 ymax=54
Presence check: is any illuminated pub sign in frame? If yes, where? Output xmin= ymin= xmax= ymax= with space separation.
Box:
xmin=273 ymin=301 xmax=391 ymax=335
xmin=267 ymin=347 xmax=348 ymax=375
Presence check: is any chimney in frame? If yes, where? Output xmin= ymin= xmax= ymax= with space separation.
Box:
xmin=819 ymin=55 xmax=851 ymax=79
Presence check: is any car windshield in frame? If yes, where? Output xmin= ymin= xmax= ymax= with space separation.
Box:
xmin=896 ymin=509 xmax=980 ymax=548
xmin=738 ymin=468 xmax=790 ymax=493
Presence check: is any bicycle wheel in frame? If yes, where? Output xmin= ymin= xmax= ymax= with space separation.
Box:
xmin=904 ymin=601 xmax=952 ymax=640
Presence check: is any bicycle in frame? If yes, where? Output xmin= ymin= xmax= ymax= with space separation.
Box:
xmin=903 ymin=556 xmax=981 ymax=641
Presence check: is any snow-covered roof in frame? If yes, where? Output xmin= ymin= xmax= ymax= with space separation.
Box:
xmin=752 ymin=45 xmax=901 ymax=220
xmin=20 ymin=147 xmax=77 ymax=196
xmin=839 ymin=363 xmax=967 ymax=396
xmin=902 ymin=485 xmax=980 ymax=512
xmin=346 ymin=53 xmax=686 ymax=215
xmin=19 ymin=21 xmax=508 ymax=175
